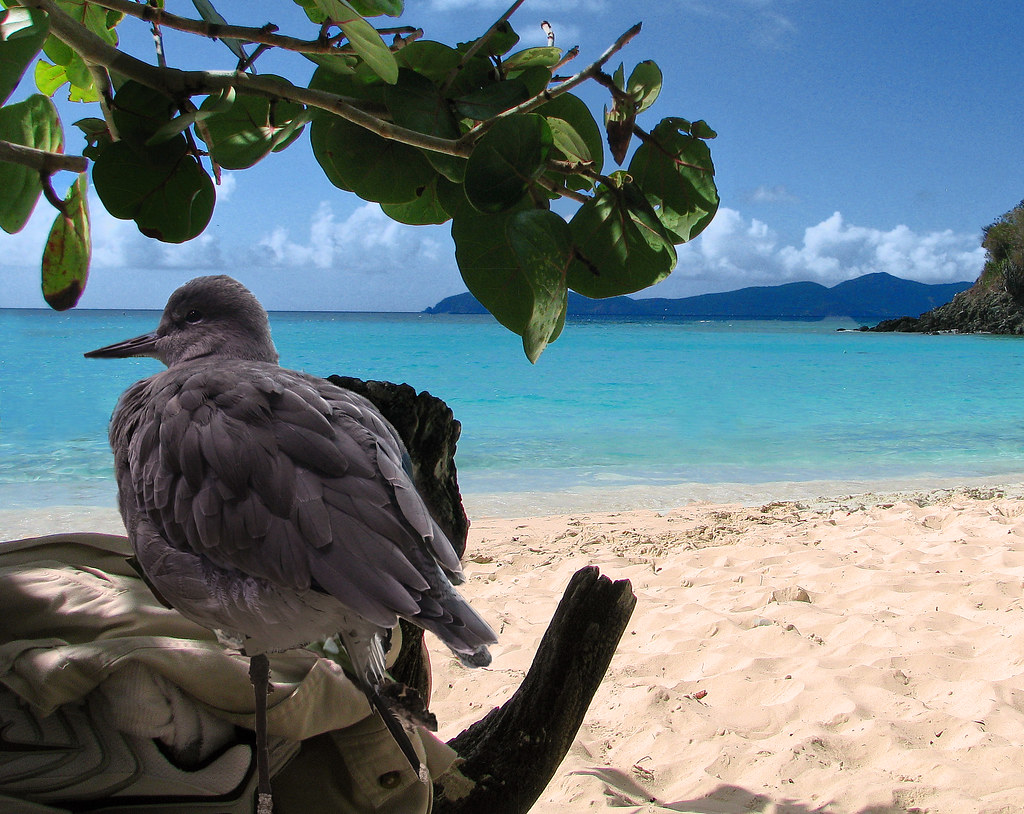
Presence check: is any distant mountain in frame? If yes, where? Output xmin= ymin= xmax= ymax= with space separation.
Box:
xmin=423 ymin=273 xmax=972 ymax=321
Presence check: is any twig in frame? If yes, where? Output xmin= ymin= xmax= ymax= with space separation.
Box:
xmin=85 ymin=62 xmax=119 ymax=140
xmin=39 ymin=172 xmax=68 ymax=216
xmin=0 ymin=139 xmax=89 ymax=174
xmin=535 ymin=173 xmax=589 ymax=204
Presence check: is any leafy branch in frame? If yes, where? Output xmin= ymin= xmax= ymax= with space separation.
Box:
xmin=0 ymin=0 xmax=719 ymax=361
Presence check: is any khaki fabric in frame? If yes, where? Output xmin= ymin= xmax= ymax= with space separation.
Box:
xmin=0 ymin=533 xmax=456 ymax=813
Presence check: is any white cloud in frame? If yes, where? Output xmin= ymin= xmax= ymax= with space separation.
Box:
xmin=676 ymin=0 xmax=796 ymax=49
xmin=747 ymin=184 xmax=798 ymax=204
xmin=649 ymin=208 xmax=986 ymax=298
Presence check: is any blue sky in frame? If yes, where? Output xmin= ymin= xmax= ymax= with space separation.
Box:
xmin=2 ymin=0 xmax=1021 ymax=310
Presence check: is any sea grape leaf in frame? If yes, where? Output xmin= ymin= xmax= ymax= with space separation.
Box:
xmin=460 ymin=20 xmax=518 ymax=58
xmin=546 ymin=116 xmax=592 ymax=165
xmin=201 ymin=92 xmax=307 ymax=169
xmin=502 ymin=46 xmax=561 ymax=72
xmin=395 ymin=40 xmax=461 ymax=83
xmin=567 ymin=177 xmax=677 ymax=298
xmin=313 ymin=0 xmax=398 ymax=84
xmin=347 ymin=0 xmax=403 ymax=16
xmin=310 ymin=110 xmax=434 ymax=202
xmin=0 ymin=94 xmax=62 ymax=234
xmin=41 ymin=173 xmax=90 ymax=310
xmin=384 ymin=68 xmax=463 ymax=179
xmin=506 ymin=209 xmax=573 ymax=362
xmin=628 ymin=116 xmax=719 ymax=243
xmin=380 ymin=175 xmax=452 ymax=225
xmin=109 ymin=81 xmax=175 ymax=147
xmin=627 ymin=60 xmax=661 ymax=112
xmin=508 ymin=64 xmax=551 ymax=98
xmin=464 ymin=113 xmax=552 ymax=214
xmin=38 ymin=0 xmax=119 ymax=102
xmin=92 ymin=138 xmax=215 ymax=243
xmin=0 ymin=7 xmax=49 ymax=104
xmin=454 ymin=78 xmax=529 ymax=122
xmin=451 ymin=200 xmax=533 ymax=335
xmin=74 ymin=115 xmax=111 ymax=160
xmin=537 ymin=92 xmax=603 ymax=176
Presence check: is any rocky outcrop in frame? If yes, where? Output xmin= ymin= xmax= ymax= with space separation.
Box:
xmin=869 ymin=267 xmax=1024 ymax=333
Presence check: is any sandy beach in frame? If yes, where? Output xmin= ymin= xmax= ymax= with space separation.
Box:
xmin=4 ymin=485 xmax=1024 ymax=813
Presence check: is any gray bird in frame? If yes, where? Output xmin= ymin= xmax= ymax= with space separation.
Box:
xmin=86 ymin=275 xmax=495 ymax=805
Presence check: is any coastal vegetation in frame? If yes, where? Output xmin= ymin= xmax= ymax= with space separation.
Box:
xmin=0 ymin=0 xmax=718 ymax=360
xmin=872 ymin=199 xmax=1024 ymax=333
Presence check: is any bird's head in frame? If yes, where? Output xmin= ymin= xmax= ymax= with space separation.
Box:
xmin=85 ymin=275 xmax=279 ymax=367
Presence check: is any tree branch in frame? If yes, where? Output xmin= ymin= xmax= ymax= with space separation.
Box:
xmin=0 ymin=139 xmax=89 ymax=174
xmin=21 ymin=0 xmax=472 ymax=158
xmin=87 ymin=0 xmax=420 ymax=56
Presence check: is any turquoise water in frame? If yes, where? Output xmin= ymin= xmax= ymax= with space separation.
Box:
xmin=3 ymin=308 xmax=1024 ymax=510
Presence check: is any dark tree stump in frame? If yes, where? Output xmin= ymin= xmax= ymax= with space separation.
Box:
xmin=434 ymin=566 xmax=637 ymax=814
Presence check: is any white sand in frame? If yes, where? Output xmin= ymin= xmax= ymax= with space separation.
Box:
xmin=430 ymin=487 xmax=1024 ymax=813
xmin=6 ymin=486 xmax=1024 ymax=812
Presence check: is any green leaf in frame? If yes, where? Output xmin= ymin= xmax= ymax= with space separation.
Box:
xmin=109 ymin=81 xmax=175 ymax=147
xmin=506 ymin=209 xmax=572 ymax=362
xmin=384 ymin=68 xmax=463 ymax=179
xmin=537 ymin=93 xmax=603 ymax=176
xmin=452 ymin=202 xmax=532 ymax=335
xmin=628 ymin=117 xmax=718 ymax=243
xmin=502 ymin=46 xmax=561 ymax=72
xmin=627 ymin=60 xmax=661 ymax=112
xmin=0 ymin=94 xmax=62 ymax=234
xmin=303 ymin=51 xmax=359 ymax=76
xmin=0 ymin=7 xmax=49 ymax=104
xmin=34 ymin=59 xmax=66 ymax=95
xmin=92 ymin=138 xmax=215 ymax=243
xmin=310 ymin=110 xmax=434 ymax=202
xmin=196 ymin=86 xmax=236 ymax=120
xmin=347 ymin=0 xmax=402 ymax=16
xmin=395 ymin=40 xmax=461 ymax=83
xmin=460 ymin=21 xmax=518 ymax=58
xmin=201 ymin=92 xmax=307 ymax=169
xmin=567 ymin=179 xmax=677 ymax=298
xmin=454 ymin=78 xmax=529 ymax=121
xmin=463 ymin=113 xmax=552 ymax=214
xmin=41 ymin=173 xmax=90 ymax=310
xmin=314 ymin=0 xmax=398 ymax=84
xmin=546 ymin=116 xmax=592 ymax=165
xmin=380 ymin=175 xmax=452 ymax=225
xmin=74 ymin=116 xmax=111 ymax=160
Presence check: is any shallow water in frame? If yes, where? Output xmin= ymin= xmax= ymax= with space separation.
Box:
xmin=3 ymin=308 xmax=1024 ymax=511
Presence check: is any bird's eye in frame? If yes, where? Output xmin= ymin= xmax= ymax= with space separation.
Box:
xmin=184 ymin=309 xmax=203 ymax=324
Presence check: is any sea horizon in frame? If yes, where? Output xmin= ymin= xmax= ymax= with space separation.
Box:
xmin=4 ymin=308 xmax=1024 ymax=520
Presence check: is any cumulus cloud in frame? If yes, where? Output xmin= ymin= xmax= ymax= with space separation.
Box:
xmin=648 ymin=208 xmax=986 ymax=299
xmin=241 ymin=202 xmax=462 ymax=311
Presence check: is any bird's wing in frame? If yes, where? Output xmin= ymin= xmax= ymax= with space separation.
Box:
xmin=114 ymin=361 xmax=481 ymax=635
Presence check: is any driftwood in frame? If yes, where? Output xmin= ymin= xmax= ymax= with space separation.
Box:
xmin=435 ymin=566 xmax=636 ymax=813
xmin=337 ymin=378 xmax=637 ymax=812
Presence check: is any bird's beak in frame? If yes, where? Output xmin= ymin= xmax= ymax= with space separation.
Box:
xmin=84 ymin=331 xmax=160 ymax=359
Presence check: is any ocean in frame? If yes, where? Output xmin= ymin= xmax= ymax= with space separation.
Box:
xmin=3 ymin=308 xmax=1024 ymax=517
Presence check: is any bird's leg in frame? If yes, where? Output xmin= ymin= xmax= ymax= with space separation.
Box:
xmin=248 ymin=652 xmax=274 ymax=814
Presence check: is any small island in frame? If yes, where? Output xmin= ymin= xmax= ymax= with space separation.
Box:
xmin=870 ymin=200 xmax=1024 ymax=333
